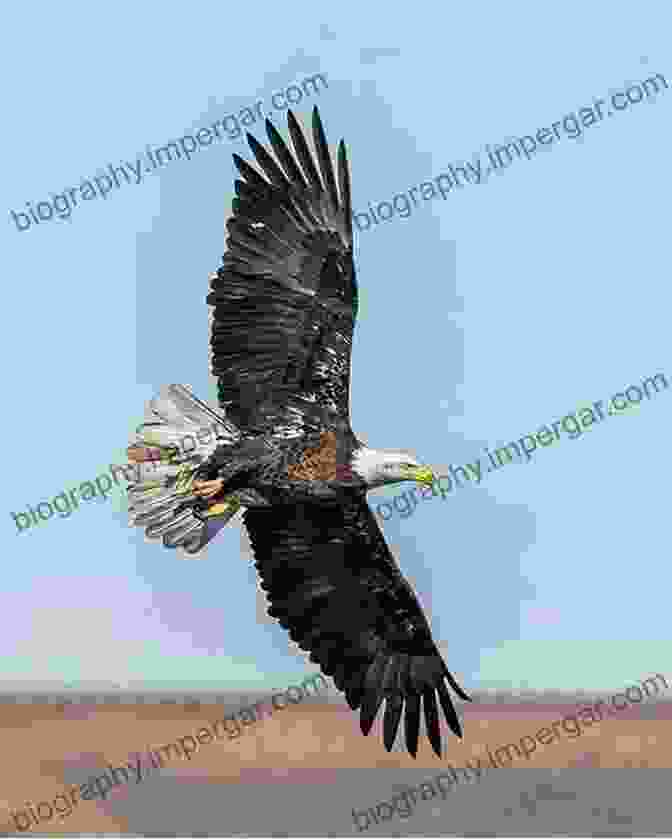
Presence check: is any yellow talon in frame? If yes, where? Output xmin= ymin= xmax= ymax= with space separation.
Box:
xmin=204 ymin=497 xmax=240 ymax=518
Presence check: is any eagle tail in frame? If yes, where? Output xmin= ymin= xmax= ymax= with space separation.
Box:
xmin=123 ymin=384 xmax=242 ymax=556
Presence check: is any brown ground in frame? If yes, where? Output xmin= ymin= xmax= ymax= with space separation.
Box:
xmin=1 ymin=699 xmax=669 ymax=835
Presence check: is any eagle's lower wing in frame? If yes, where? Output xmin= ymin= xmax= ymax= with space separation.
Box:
xmin=208 ymin=106 xmax=357 ymax=438
xmin=243 ymin=496 xmax=471 ymax=757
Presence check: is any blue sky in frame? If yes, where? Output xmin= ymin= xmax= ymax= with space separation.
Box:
xmin=2 ymin=1 xmax=670 ymax=694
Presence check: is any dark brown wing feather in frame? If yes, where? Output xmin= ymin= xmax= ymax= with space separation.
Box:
xmin=208 ymin=106 xmax=357 ymax=438
xmin=244 ymin=496 xmax=471 ymax=757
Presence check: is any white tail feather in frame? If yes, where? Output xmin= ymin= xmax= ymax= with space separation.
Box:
xmin=123 ymin=384 xmax=242 ymax=557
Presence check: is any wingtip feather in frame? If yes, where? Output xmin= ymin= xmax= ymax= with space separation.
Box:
xmin=404 ymin=692 xmax=421 ymax=758
xmin=382 ymin=695 xmax=403 ymax=752
xmin=423 ymin=689 xmax=443 ymax=759
xmin=437 ymin=680 xmax=464 ymax=738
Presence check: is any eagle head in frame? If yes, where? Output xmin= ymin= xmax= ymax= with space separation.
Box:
xmin=350 ymin=447 xmax=436 ymax=489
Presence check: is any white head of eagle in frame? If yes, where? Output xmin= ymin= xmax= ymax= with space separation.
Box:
xmin=351 ymin=447 xmax=436 ymax=489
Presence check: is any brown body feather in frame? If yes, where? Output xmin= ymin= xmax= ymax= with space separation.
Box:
xmin=286 ymin=431 xmax=339 ymax=481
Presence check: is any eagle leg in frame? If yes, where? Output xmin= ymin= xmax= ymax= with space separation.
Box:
xmin=199 ymin=495 xmax=241 ymax=519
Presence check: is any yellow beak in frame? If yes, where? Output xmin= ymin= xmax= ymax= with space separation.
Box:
xmin=409 ymin=466 xmax=435 ymax=486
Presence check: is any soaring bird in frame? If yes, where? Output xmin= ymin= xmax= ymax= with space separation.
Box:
xmin=124 ymin=106 xmax=471 ymax=758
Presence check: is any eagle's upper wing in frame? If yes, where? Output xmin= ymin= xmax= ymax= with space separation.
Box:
xmin=208 ymin=106 xmax=357 ymax=438
xmin=243 ymin=496 xmax=471 ymax=757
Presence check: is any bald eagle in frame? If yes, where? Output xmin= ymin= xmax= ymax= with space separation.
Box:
xmin=124 ymin=106 xmax=471 ymax=758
